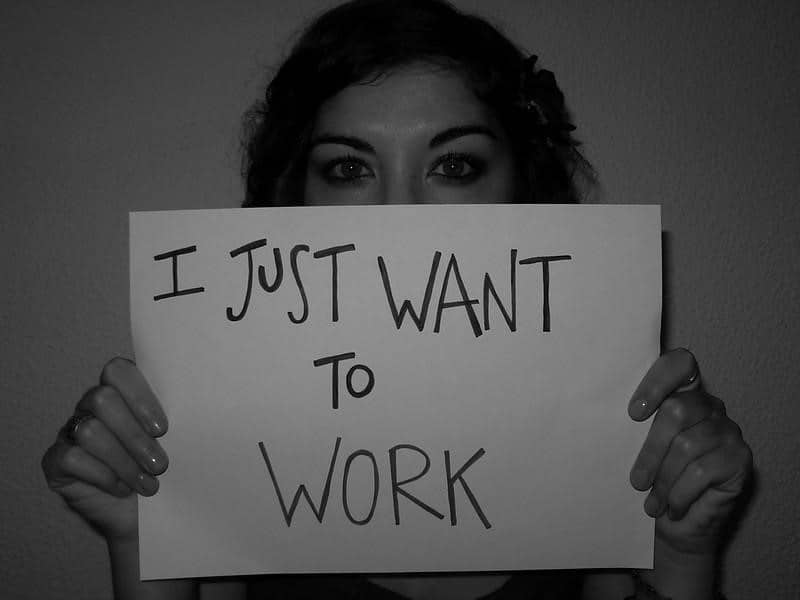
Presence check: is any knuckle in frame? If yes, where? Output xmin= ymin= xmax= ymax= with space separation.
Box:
xmin=60 ymin=445 xmax=83 ymax=473
xmin=74 ymin=416 xmax=101 ymax=443
xmin=665 ymin=347 xmax=697 ymax=379
xmin=674 ymin=432 xmax=693 ymax=456
xmin=87 ymin=385 xmax=117 ymax=415
xmin=662 ymin=396 xmax=686 ymax=422
xmin=101 ymin=356 xmax=132 ymax=384
xmin=692 ymin=463 xmax=706 ymax=481
xmin=698 ymin=417 xmax=723 ymax=441
xmin=666 ymin=489 xmax=685 ymax=512
xmin=674 ymin=347 xmax=696 ymax=367
xmin=722 ymin=431 xmax=740 ymax=448
xmin=720 ymin=420 xmax=743 ymax=446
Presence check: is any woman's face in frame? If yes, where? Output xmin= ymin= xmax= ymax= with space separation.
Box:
xmin=304 ymin=64 xmax=516 ymax=206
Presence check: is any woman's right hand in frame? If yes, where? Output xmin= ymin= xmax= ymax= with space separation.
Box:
xmin=41 ymin=357 xmax=169 ymax=544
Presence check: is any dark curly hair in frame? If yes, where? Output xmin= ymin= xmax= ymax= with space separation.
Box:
xmin=242 ymin=0 xmax=592 ymax=207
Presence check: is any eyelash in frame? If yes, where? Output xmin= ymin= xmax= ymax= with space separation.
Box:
xmin=429 ymin=152 xmax=485 ymax=183
xmin=322 ymin=154 xmax=373 ymax=185
xmin=321 ymin=152 xmax=485 ymax=185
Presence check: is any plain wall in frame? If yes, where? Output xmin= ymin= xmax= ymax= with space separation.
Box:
xmin=1 ymin=1 xmax=798 ymax=598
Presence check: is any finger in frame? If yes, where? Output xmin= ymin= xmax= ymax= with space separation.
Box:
xmin=100 ymin=357 xmax=167 ymax=437
xmin=77 ymin=385 xmax=168 ymax=476
xmin=645 ymin=416 xmax=729 ymax=517
xmin=57 ymin=412 xmax=95 ymax=445
xmin=665 ymin=440 xmax=753 ymax=520
xmin=629 ymin=390 xmax=718 ymax=491
xmin=69 ymin=411 xmax=159 ymax=496
xmin=629 ymin=348 xmax=699 ymax=421
xmin=43 ymin=441 xmax=132 ymax=498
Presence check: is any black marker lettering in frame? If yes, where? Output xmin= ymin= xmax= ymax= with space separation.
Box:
xmin=346 ymin=364 xmax=375 ymax=399
xmin=226 ymin=239 xmax=267 ymax=321
xmin=313 ymin=244 xmax=356 ymax=322
xmin=389 ymin=444 xmax=445 ymax=524
xmin=444 ymin=448 xmax=491 ymax=529
xmin=518 ymin=254 xmax=572 ymax=332
xmin=152 ymin=245 xmax=205 ymax=301
xmin=258 ymin=247 xmax=283 ymax=292
xmin=258 ymin=437 xmax=341 ymax=526
xmin=313 ymin=352 xmax=356 ymax=410
xmin=342 ymin=449 xmax=379 ymax=525
xmin=434 ymin=253 xmax=482 ymax=337
xmin=483 ymin=249 xmax=517 ymax=332
xmin=288 ymin=244 xmax=310 ymax=324
xmin=378 ymin=252 xmax=441 ymax=331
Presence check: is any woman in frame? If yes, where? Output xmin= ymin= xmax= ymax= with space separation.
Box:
xmin=41 ymin=1 xmax=752 ymax=598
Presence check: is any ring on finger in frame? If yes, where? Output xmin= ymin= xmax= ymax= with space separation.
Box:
xmin=63 ymin=413 xmax=95 ymax=444
xmin=676 ymin=348 xmax=701 ymax=392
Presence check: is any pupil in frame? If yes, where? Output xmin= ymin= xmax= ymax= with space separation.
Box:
xmin=342 ymin=162 xmax=360 ymax=177
xmin=444 ymin=159 xmax=464 ymax=176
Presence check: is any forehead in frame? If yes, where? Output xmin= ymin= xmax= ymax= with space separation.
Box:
xmin=312 ymin=64 xmax=496 ymax=137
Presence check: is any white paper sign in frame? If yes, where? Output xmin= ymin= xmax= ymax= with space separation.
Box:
xmin=130 ymin=204 xmax=660 ymax=579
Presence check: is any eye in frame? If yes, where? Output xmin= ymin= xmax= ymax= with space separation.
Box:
xmin=322 ymin=155 xmax=374 ymax=184
xmin=429 ymin=152 xmax=484 ymax=182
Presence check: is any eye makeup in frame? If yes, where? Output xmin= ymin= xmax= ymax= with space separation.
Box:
xmin=320 ymin=154 xmax=375 ymax=185
xmin=428 ymin=151 xmax=486 ymax=184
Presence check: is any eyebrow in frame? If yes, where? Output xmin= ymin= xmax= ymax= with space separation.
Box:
xmin=428 ymin=125 xmax=497 ymax=148
xmin=309 ymin=134 xmax=376 ymax=154
xmin=309 ymin=124 xmax=498 ymax=154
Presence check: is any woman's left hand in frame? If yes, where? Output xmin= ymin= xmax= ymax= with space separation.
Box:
xmin=628 ymin=348 xmax=753 ymax=556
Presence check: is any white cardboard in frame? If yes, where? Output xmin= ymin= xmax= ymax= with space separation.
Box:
xmin=130 ymin=204 xmax=660 ymax=579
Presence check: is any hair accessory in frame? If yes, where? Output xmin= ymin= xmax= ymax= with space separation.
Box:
xmin=63 ymin=413 xmax=94 ymax=444
xmin=517 ymin=54 xmax=577 ymax=148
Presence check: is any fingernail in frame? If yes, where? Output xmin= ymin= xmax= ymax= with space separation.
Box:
xmin=137 ymin=472 xmax=159 ymax=496
xmin=644 ymin=494 xmax=660 ymax=516
xmin=629 ymin=394 xmax=648 ymax=420
xmin=145 ymin=449 xmax=167 ymax=475
xmin=150 ymin=418 xmax=166 ymax=436
xmin=630 ymin=468 xmax=649 ymax=490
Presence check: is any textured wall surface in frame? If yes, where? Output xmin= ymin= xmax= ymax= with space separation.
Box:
xmin=1 ymin=1 xmax=798 ymax=598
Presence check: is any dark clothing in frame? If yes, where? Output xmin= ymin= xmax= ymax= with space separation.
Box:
xmin=246 ymin=572 xmax=583 ymax=599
